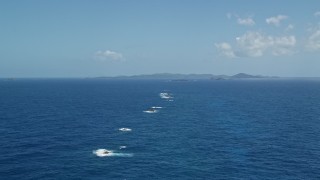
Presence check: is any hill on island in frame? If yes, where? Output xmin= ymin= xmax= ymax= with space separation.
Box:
xmin=96 ymin=73 xmax=276 ymax=80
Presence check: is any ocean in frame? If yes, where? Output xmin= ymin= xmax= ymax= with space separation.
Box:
xmin=0 ymin=79 xmax=320 ymax=179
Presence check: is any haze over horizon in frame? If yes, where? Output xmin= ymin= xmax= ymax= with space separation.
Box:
xmin=1 ymin=0 xmax=320 ymax=78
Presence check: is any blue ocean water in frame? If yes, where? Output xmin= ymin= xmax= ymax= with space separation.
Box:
xmin=1 ymin=79 xmax=320 ymax=179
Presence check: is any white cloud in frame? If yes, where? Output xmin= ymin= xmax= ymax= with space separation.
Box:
xmin=94 ymin=50 xmax=124 ymax=61
xmin=227 ymin=13 xmax=255 ymax=26
xmin=235 ymin=32 xmax=271 ymax=57
xmin=306 ymin=29 xmax=320 ymax=51
xmin=237 ymin=17 xmax=255 ymax=26
xmin=216 ymin=31 xmax=296 ymax=58
xmin=266 ymin=15 xmax=288 ymax=26
xmin=314 ymin=11 xmax=320 ymax=17
xmin=271 ymin=36 xmax=297 ymax=55
xmin=215 ymin=42 xmax=236 ymax=58
xmin=285 ymin=24 xmax=294 ymax=31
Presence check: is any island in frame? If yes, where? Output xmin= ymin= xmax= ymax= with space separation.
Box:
xmin=94 ymin=73 xmax=277 ymax=80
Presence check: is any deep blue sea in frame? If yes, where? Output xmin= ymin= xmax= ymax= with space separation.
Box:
xmin=1 ymin=79 xmax=320 ymax=179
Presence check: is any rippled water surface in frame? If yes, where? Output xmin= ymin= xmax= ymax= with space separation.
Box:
xmin=1 ymin=79 xmax=320 ymax=179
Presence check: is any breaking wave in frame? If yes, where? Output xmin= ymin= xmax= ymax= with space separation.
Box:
xmin=93 ymin=149 xmax=133 ymax=157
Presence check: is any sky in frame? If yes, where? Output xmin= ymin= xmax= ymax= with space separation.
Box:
xmin=1 ymin=0 xmax=320 ymax=77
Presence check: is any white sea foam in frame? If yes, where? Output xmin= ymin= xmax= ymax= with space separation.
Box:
xmin=159 ymin=92 xmax=173 ymax=99
xmin=93 ymin=149 xmax=133 ymax=157
xmin=93 ymin=149 xmax=113 ymax=157
xmin=151 ymin=106 xmax=163 ymax=109
xmin=119 ymin=128 xmax=132 ymax=132
xmin=143 ymin=110 xmax=159 ymax=113
xmin=119 ymin=146 xmax=127 ymax=149
xmin=111 ymin=153 xmax=133 ymax=157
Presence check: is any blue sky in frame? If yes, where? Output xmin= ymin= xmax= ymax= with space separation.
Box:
xmin=1 ymin=0 xmax=320 ymax=77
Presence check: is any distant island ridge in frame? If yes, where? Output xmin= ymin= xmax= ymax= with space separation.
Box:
xmin=95 ymin=73 xmax=278 ymax=80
